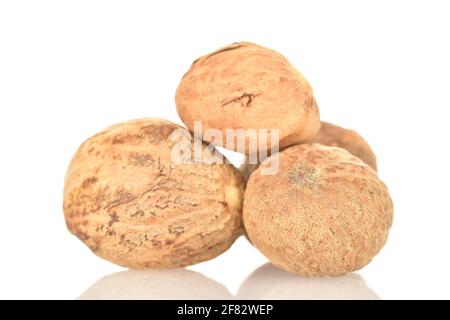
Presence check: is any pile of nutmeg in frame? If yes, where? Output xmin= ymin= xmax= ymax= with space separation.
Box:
xmin=64 ymin=42 xmax=393 ymax=276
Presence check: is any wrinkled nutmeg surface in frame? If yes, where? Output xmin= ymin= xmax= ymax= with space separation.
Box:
xmin=243 ymin=144 xmax=393 ymax=276
xmin=63 ymin=118 xmax=244 ymax=269
xmin=176 ymin=42 xmax=321 ymax=154
xmin=306 ymin=121 xmax=377 ymax=171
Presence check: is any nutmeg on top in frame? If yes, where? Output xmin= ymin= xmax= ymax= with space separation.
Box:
xmin=175 ymin=42 xmax=321 ymax=155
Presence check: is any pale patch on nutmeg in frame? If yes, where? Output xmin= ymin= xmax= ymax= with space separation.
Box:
xmin=287 ymin=164 xmax=321 ymax=189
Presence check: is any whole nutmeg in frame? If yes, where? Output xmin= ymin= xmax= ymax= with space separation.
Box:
xmin=176 ymin=42 xmax=321 ymax=154
xmin=63 ymin=118 xmax=244 ymax=269
xmin=243 ymin=144 xmax=393 ymax=276
xmin=306 ymin=121 xmax=377 ymax=171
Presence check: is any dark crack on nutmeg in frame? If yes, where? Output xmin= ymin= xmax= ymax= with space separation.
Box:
xmin=182 ymin=43 xmax=245 ymax=78
xmin=105 ymin=190 xmax=137 ymax=211
xmin=130 ymin=210 xmax=145 ymax=218
xmin=82 ymin=176 xmax=98 ymax=188
xmin=104 ymin=177 xmax=167 ymax=212
xmin=151 ymin=239 xmax=161 ymax=247
xmin=203 ymin=43 xmax=243 ymax=62
xmin=168 ymin=225 xmax=185 ymax=235
xmin=108 ymin=212 xmax=120 ymax=226
xmin=221 ymin=93 xmax=260 ymax=108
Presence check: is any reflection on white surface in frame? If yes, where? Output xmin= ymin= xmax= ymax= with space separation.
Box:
xmin=237 ymin=263 xmax=380 ymax=300
xmin=79 ymin=269 xmax=232 ymax=300
xmin=79 ymin=263 xmax=379 ymax=300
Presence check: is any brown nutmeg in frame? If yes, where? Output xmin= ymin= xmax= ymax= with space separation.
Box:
xmin=306 ymin=121 xmax=377 ymax=171
xmin=176 ymin=42 xmax=321 ymax=154
xmin=63 ymin=118 xmax=244 ymax=269
xmin=243 ymin=144 xmax=393 ymax=276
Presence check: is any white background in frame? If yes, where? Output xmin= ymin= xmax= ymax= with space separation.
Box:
xmin=1 ymin=0 xmax=449 ymax=299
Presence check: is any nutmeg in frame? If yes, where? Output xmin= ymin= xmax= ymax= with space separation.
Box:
xmin=243 ymin=143 xmax=393 ymax=276
xmin=64 ymin=118 xmax=244 ymax=269
xmin=176 ymin=42 xmax=321 ymax=154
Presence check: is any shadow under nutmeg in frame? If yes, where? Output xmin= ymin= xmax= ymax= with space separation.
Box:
xmin=237 ymin=263 xmax=380 ymax=300
xmin=79 ymin=268 xmax=232 ymax=300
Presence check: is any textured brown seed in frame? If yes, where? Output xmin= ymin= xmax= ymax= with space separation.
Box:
xmin=306 ymin=121 xmax=377 ymax=171
xmin=63 ymin=118 xmax=244 ymax=269
xmin=243 ymin=144 xmax=393 ymax=276
xmin=176 ymin=42 xmax=321 ymax=154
